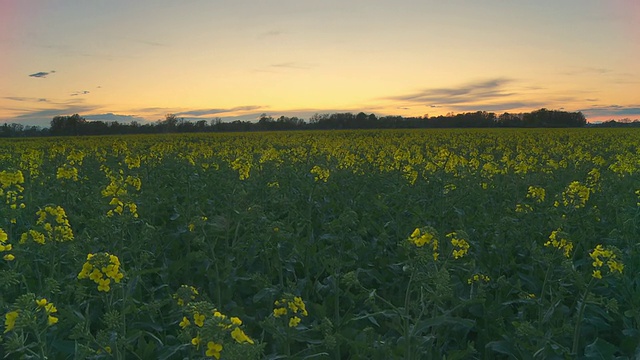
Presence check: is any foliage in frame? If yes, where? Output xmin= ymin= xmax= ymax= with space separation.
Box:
xmin=1 ymin=128 xmax=639 ymax=359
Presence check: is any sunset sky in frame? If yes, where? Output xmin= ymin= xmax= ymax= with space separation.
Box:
xmin=1 ymin=0 xmax=639 ymax=127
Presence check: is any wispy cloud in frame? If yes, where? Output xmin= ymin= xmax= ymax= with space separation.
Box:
xmin=271 ymin=62 xmax=312 ymax=70
xmin=29 ymin=70 xmax=56 ymax=78
xmin=4 ymin=97 xmax=49 ymax=103
xmin=70 ymin=90 xmax=90 ymax=96
xmin=562 ymin=67 xmax=611 ymax=76
xmin=84 ymin=113 xmax=146 ymax=123
xmin=259 ymin=29 xmax=284 ymax=38
xmin=447 ymin=101 xmax=548 ymax=113
xmin=580 ymin=105 xmax=640 ymax=119
xmin=386 ymin=78 xmax=515 ymax=106
xmin=176 ymin=105 xmax=266 ymax=117
xmin=2 ymin=105 xmax=99 ymax=127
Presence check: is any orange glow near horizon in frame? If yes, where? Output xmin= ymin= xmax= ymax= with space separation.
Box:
xmin=0 ymin=1 xmax=638 ymax=126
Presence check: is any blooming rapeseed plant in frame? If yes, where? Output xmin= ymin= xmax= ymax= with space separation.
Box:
xmin=206 ymin=341 xmax=223 ymax=359
xmin=180 ymin=301 xmax=256 ymax=358
xmin=544 ymin=229 xmax=574 ymax=258
xmin=559 ymin=181 xmax=590 ymax=209
xmin=56 ymin=164 xmax=79 ymax=181
xmin=467 ymin=273 xmax=491 ymax=285
xmin=4 ymin=310 xmax=19 ymax=333
xmin=310 ymin=165 xmax=330 ymax=182
xmin=589 ymin=244 xmax=624 ymax=279
xmin=0 ymin=228 xmax=14 ymax=261
xmin=173 ymin=284 xmax=200 ymax=306
xmin=273 ymin=295 xmax=309 ymax=328
xmin=77 ymin=252 xmax=124 ymax=292
xmin=447 ymin=231 xmax=470 ymax=259
xmin=0 ymin=169 xmax=26 ymax=223
xmin=526 ymin=185 xmax=546 ymax=203
xmin=408 ymin=226 xmax=439 ymax=260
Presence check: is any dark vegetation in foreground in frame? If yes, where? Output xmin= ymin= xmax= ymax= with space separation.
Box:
xmin=4 ymin=107 xmax=633 ymax=137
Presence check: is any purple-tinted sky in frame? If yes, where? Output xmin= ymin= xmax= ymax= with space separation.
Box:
xmin=1 ymin=0 xmax=639 ymax=126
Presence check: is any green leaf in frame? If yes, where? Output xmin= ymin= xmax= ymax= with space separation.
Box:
xmin=584 ymin=338 xmax=619 ymax=359
xmin=485 ymin=340 xmax=519 ymax=359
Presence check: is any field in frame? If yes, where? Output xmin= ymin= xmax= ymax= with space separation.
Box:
xmin=1 ymin=128 xmax=639 ymax=359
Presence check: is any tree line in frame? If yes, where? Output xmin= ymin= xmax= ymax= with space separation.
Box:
xmin=0 ymin=108 xmax=590 ymax=137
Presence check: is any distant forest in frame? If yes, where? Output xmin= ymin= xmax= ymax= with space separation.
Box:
xmin=0 ymin=108 xmax=637 ymax=137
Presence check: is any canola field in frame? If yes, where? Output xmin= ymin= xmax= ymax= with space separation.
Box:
xmin=1 ymin=128 xmax=639 ymax=359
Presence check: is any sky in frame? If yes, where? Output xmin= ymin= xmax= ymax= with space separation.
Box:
xmin=1 ymin=0 xmax=639 ymax=127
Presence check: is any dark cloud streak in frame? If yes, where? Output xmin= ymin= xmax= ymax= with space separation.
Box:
xmin=29 ymin=70 xmax=56 ymax=78
xmin=387 ymin=78 xmax=515 ymax=105
xmin=176 ymin=105 xmax=266 ymax=117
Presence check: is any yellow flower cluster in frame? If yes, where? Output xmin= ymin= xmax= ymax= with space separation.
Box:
xmin=467 ymin=273 xmax=490 ymax=284
xmin=124 ymin=154 xmax=141 ymax=169
xmin=3 ymin=298 xmax=58 ymax=334
xmin=636 ymin=189 xmax=640 ymax=207
xmin=447 ymin=232 xmax=470 ymax=259
xmin=20 ymin=206 xmax=74 ymax=244
xmin=187 ymin=216 xmax=209 ymax=232
xmin=101 ymin=167 xmax=141 ymax=218
xmin=56 ymin=164 xmax=79 ymax=181
xmin=408 ymin=227 xmax=439 ymax=260
xmin=443 ymin=183 xmax=457 ymax=194
xmin=4 ymin=310 xmax=19 ymax=333
xmin=515 ymin=203 xmax=533 ymax=213
xmin=526 ymin=185 xmax=546 ymax=203
xmin=544 ymin=229 xmax=574 ymax=258
xmin=589 ymin=244 xmax=624 ymax=279
xmin=0 ymin=169 xmax=25 ymax=191
xmin=230 ymin=157 xmax=252 ymax=180
xmin=273 ymin=295 xmax=309 ymax=327
xmin=77 ymin=253 xmax=124 ymax=292
xmin=310 ymin=165 xmax=330 ymax=182
xmin=181 ymin=305 xmax=255 ymax=359
xmin=36 ymin=298 xmax=59 ymax=326
xmin=173 ymin=285 xmax=199 ymax=306
xmin=558 ymin=181 xmax=590 ymax=209
xmin=0 ymin=228 xmax=15 ymax=261
xmin=107 ymin=198 xmax=139 ymax=218
xmin=0 ymin=169 xmax=26 ymax=223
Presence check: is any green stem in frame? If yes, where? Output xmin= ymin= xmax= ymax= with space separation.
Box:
xmin=572 ymin=277 xmax=595 ymax=355
xmin=404 ymin=269 xmax=415 ymax=360
xmin=538 ymin=262 xmax=553 ymax=329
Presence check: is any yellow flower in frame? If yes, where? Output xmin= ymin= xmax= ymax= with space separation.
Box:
xmin=590 ymin=244 xmax=623 ymax=278
xmin=36 ymin=298 xmax=48 ymax=307
xmin=3 ymin=254 xmax=15 ymax=261
xmin=230 ymin=316 xmax=242 ymax=326
xmin=448 ymin=232 xmax=470 ymax=259
xmin=289 ymin=316 xmax=301 ymax=327
xmin=44 ymin=303 xmax=57 ymax=314
xmin=194 ymin=312 xmax=205 ymax=327
xmin=191 ymin=336 xmax=201 ymax=348
xmin=4 ymin=310 xmax=19 ymax=333
xmin=273 ymin=307 xmax=287 ymax=317
xmin=90 ymin=269 xmax=103 ymax=281
xmin=544 ymin=229 xmax=573 ymax=258
xmin=592 ymin=270 xmax=602 ymax=279
xmin=231 ymin=327 xmax=254 ymax=344
xmin=467 ymin=273 xmax=490 ymax=284
xmin=206 ymin=341 xmax=223 ymax=359
xmin=293 ymin=296 xmax=308 ymax=316
xmin=179 ymin=316 xmax=190 ymax=329
xmin=97 ymin=278 xmax=111 ymax=292
xmin=47 ymin=315 xmax=59 ymax=326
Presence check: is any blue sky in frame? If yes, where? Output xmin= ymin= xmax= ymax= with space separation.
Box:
xmin=1 ymin=0 xmax=639 ymax=127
